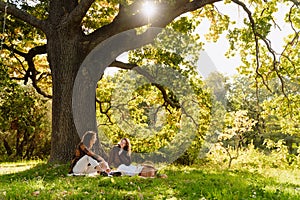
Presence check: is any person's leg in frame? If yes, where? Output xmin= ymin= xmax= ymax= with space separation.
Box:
xmin=73 ymin=155 xmax=99 ymax=174
xmin=99 ymin=160 xmax=110 ymax=173
xmin=85 ymin=156 xmax=101 ymax=174
xmin=72 ymin=155 xmax=89 ymax=174
xmin=117 ymin=164 xmax=143 ymax=176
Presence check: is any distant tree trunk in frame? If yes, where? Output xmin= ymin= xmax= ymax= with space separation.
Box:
xmin=3 ymin=139 xmax=12 ymax=156
xmin=15 ymin=130 xmax=23 ymax=157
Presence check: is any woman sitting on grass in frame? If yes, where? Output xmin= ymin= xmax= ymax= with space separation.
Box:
xmin=68 ymin=131 xmax=110 ymax=176
xmin=108 ymin=138 xmax=132 ymax=169
xmin=108 ymin=138 xmax=160 ymax=178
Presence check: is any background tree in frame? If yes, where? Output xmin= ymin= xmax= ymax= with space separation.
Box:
xmin=204 ymin=72 xmax=228 ymax=135
xmin=0 ymin=0 xmax=298 ymax=163
xmin=218 ymin=110 xmax=257 ymax=168
xmin=226 ymin=74 xmax=300 ymax=152
xmin=0 ymin=64 xmax=51 ymax=161
xmin=205 ymin=72 xmax=228 ymax=106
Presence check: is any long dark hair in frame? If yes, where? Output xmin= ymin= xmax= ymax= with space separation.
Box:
xmin=81 ymin=131 xmax=96 ymax=148
xmin=119 ymin=138 xmax=131 ymax=156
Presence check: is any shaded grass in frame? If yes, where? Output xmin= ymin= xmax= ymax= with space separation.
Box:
xmin=0 ymin=161 xmax=299 ymax=199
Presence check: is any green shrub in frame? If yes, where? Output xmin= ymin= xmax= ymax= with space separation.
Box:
xmin=205 ymin=139 xmax=300 ymax=170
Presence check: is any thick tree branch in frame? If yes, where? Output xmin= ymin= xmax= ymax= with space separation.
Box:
xmin=84 ymin=0 xmax=221 ymax=52
xmin=184 ymin=0 xmax=222 ymax=13
xmin=85 ymin=26 xmax=163 ymax=55
xmin=0 ymin=2 xmax=47 ymax=32
xmin=109 ymin=60 xmax=136 ymax=70
xmin=2 ymin=44 xmax=52 ymax=98
xmin=68 ymin=0 xmax=95 ymax=25
xmin=95 ymin=98 xmax=113 ymax=125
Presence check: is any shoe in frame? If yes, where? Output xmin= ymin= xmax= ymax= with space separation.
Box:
xmin=100 ymin=171 xmax=109 ymax=176
xmin=67 ymin=173 xmax=74 ymax=176
xmin=109 ymin=171 xmax=122 ymax=177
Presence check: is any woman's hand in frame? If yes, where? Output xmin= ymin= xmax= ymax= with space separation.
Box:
xmin=118 ymin=149 xmax=123 ymax=155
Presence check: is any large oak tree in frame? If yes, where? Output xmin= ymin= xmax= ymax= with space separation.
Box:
xmin=0 ymin=0 xmax=298 ymax=163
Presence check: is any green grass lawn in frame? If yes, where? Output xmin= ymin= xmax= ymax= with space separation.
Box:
xmin=0 ymin=161 xmax=299 ymax=199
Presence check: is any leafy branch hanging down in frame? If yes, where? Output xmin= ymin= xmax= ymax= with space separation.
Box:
xmin=279 ymin=4 xmax=300 ymax=76
xmin=109 ymin=60 xmax=180 ymax=109
xmin=232 ymin=0 xmax=280 ymax=94
xmin=2 ymin=43 xmax=51 ymax=98
xmin=108 ymin=60 xmax=202 ymax=128
xmin=232 ymin=0 xmax=299 ymax=100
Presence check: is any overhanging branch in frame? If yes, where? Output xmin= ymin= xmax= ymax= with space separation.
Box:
xmin=280 ymin=4 xmax=299 ymax=73
xmin=231 ymin=0 xmax=290 ymax=96
xmin=84 ymin=0 xmax=222 ymax=52
xmin=0 ymin=2 xmax=47 ymax=32
xmin=2 ymin=44 xmax=52 ymax=98
xmin=288 ymin=0 xmax=300 ymax=7
xmin=109 ymin=60 xmax=180 ymax=109
xmin=68 ymin=0 xmax=95 ymax=25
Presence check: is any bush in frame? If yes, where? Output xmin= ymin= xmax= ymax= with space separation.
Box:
xmin=205 ymin=139 xmax=300 ymax=170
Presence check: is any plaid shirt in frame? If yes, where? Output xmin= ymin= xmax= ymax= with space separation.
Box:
xmin=69 ymin=142 xmax=103 ymax=173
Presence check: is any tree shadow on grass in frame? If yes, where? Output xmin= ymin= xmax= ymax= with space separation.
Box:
xmin=0 ymin=162 xmax=69 ymax=182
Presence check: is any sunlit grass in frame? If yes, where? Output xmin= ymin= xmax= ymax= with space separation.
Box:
xmin=0 ymin=160 xmax=299 ymax=199
xmin=0 ymin=160 xmax=41 ymax=175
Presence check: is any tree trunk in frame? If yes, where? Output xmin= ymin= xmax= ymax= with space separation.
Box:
xmin=3 ymin=139 xmax=12 ymax=156
xmin=47 ymin=22 xmax=84 ymax=163
xmin=45 ymin=0 xmax=112 ymax=163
